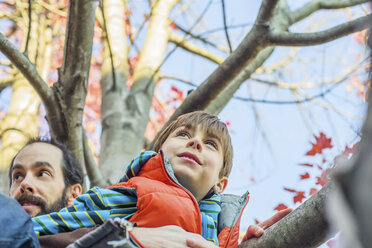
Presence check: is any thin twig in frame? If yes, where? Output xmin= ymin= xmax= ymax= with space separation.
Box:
xmin=144 ymin=0 xmax=214 ymax=91
xmin=172 ymin=22 xmax=229 ymax=53
xmin=221 ymin=0 xmax=232 ymax=53
xmin=197 ymin=22 xmax=253 ymax=36
xmin=23 ymin=0 xmax=31 ymax=57
xmin=161 ymin=67 xmax=356 ymax=105
xmin=83 ymin=130 xmax=108 ymax=187
xmin=100 ymin=1 xmax=117 ymax=91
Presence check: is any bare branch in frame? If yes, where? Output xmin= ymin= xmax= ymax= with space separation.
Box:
xmin=291 ymin=0 xmax=369 ymax=24
xmin=160 ymin=75 xmax=198 ymax=87
xmin=100 ymin=1 xmax=117 ymax=91
xmin=83 ymin=131 xmax=108 ymax=188
xmin=204 ymin=47 xmax=274 ymax=115
xmin=168 ymin=32 xmax=224 ymax=64
xmin=171 ymin=22 xmax=229 ymax=53
xmin=0 ymin=32 xmax=56 ymax=109
xmin=0 ymin=32 xmax=66 ymax=148
xmin=221 ymin=0 xmax=232 ymax=53
xmin=269 ymin=14 xmax=372 ymax=46
xmin=35 ymin=0 xmax=67 ymax=17
xmin=0 ymin=74 xmax=14 ymax=91
xmin=240 ymin=182 xmax=334 ymax=248
xmin=54 ymin=0 xmax=98 ymax=166
xmin=23 ymin=0 xmax=31 ymax=56
xmin=60 ymin=1 xmax=98 ymax=84
xmin=196 ymin=22 xmax=253 ymax=37
xmin=255 ymin=0 xmax=281 ymax=24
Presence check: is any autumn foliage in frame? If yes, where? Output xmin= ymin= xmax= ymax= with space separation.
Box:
xmin=275 ymin=132 xmax=359 ymax=209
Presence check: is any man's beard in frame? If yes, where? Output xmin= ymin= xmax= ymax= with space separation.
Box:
xmin=16 ymin=187 xmax=68 ymax=216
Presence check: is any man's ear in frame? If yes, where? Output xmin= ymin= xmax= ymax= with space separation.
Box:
xmin=213 ymin=177 xmax=228 ymax=194
xmin=66 ymin=184 xmax=82 ymax=206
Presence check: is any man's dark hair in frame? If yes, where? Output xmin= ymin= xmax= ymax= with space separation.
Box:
xmin=8 ymin=137 xmax=84 ymax=188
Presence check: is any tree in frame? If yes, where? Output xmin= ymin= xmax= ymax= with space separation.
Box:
xmin=0 ymin=0 xmax=371 ymax=247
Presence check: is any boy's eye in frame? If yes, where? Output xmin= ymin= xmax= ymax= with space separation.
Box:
xmin=177 ymin=131 xmax=190 ymax=138
xmin=205 ymin=140 xmax=218 ymax=149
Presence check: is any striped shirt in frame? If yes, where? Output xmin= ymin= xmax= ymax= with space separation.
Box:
xmin=32 ymin=151 xmax=221 ymax=245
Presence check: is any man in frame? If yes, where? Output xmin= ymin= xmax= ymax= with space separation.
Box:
xmin=8 ymin=138 xmax=84 ymax=217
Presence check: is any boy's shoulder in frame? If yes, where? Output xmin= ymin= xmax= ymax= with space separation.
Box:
xmin=117 ymin=151 xmax=158 ymax=183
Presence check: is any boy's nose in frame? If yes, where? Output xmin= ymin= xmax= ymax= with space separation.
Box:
xmin=187 ymin=139 xmax=202 ymax=151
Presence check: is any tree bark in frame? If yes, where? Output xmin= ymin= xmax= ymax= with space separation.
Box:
xmin=52 ymin=0 xmax=98 ymax=167
xmin=240 ymin=182 xmax=334 ymax=248
xmin=99 ymin=0 xmax=130 ymax=183
xmin=100 ymin=0 xmax=180 ymax=182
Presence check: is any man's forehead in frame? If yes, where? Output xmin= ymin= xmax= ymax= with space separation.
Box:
xmin=13 ymin=142 xmax=63 ymax=169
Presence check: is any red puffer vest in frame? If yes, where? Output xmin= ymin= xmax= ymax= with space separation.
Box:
xmin=107 ymin=153 xmax=202 ymax=234
xmin=108 ymin=153 xmax=250 ymax=247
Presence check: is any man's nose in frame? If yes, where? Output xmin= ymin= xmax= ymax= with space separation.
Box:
xmin=187 ymin=138 xmax=202 ymax=151
xmin=20 ymin=175 xmax=35 ymax=194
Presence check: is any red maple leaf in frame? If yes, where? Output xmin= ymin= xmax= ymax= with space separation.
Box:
xmin=334 ymin=142 xmax=359 ymax=163
xmin=315 ymin=168 xmax=331 ymax=187
xmin=293 ymin=191 xmax=306 ymax=204
xmin=171 ymin=86 xmax=184 ymax=102
xmin=170 ymin=21 xmax=178 ymax=30
xmin=300 ymin=172 xmax=310 ymax=180
xmin=309 ymin=188 xmax=318 ymax=195
xmin=299 ymin=163 xmax=313 ymax=167
xmin=274 ymin=203 xmax=288 ymax=211
xmin=283 ymin=187 xmax=296 ymax=193
xmin=306 ymin=132 xmax=333 ymax=156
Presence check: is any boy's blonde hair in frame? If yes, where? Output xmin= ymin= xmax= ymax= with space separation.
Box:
xmin=152 ymin=111 xmax=233 ymax=178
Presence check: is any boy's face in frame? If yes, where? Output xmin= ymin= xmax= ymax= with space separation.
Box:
xmin=161 ymin=125 xmax=228 ymax=201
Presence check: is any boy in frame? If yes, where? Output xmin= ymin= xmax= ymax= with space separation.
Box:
xmin=32 ymin=111 xmax=241 ymax=246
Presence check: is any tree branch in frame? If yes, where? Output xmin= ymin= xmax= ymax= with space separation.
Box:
xmin=0 ymin=33 xmax=51 ymax=101
xmin=172 ymin=22 xmax=229 ymax=53
xmin=204 ymin=47 xmax=274 ymax=115
xmin=290 ymin=0 xmax=369 ymax=24
xmin=0 ymin=75 xmax=14 ymax=91
xmin=83 ymin=131 xmax=108 ymax=188
xmin=55 ymin=0 xmax=98 ymax=165
xmin=168 ymin=32 xmax=224 ymax=64
xmin=240 ymin=182 xmax=334 ymax=248
xmin=255 ymin=0 xmax=280 ymax=24
xmin=0 ymin=32 xmax=62 ymax=131
xmin=23 ymin=0 xmax=31 ymax=57
xmin=269 ymin=14 xmax=372 ymax=46
xmin=221 ymin=0 xmax=232 ymax=53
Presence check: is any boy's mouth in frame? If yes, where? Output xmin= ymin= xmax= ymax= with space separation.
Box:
xmin=177 ymin=152 xmax=201 ymax=165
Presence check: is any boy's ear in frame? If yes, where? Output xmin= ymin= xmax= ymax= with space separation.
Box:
xmin=66 ymin=183 xmax=82 ymax=207
xmin=213 ymin=177 xmax=228 ymax=194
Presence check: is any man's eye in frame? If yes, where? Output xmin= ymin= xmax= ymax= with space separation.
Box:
xmin=39 ymin=171 xmax=51 ymax=177
xmin=13 ymin=174 xmax=23 ymax=181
